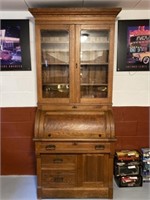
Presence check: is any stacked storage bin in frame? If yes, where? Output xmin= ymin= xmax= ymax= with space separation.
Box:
xmin=141 ymin=148 xmax=150 ymax=182
xmin=114 ymin=150 xmax=143 ymax=187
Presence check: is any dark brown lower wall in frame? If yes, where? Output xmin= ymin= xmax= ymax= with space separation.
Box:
xmin=1 ymin=107 xmax=36 ymax=175
xmin=113 ymin=107 xmax=149 ymax=150
xmin=1 ymin=106 xmax=149 ymax=175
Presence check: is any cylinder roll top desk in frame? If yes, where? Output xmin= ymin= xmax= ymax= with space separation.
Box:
xmin=29 ymin=7 xmax=121 ymax=199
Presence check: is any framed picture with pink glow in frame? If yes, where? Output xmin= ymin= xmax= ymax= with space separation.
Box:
xmin=117 ymin=20 xmax=150 ymax=71
xmin=0 ymin=19 xmax=31 ymax=71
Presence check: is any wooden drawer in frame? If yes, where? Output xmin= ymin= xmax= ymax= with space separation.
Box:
xmin=42 ymin=170 xmax=76 ymax=188
xmin=41 ymin=154 xmax=77 ymax=169
xmin=36 ymin=142 xmax=110 ymax=153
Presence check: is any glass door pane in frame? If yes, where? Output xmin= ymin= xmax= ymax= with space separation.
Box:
xmin=41 ymin=30 xmax=69 ymax=98
xmin=80 ymin=30 xmax=109 ymax=98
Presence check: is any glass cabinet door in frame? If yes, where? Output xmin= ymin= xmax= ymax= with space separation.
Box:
xmin=41 ymin=29 xmax=69 ymax=99
xmin=80 ymin=29 xmax=109 ymax=99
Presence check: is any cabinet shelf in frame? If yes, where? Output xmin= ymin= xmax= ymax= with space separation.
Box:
xmin=43 ymin=83 xmax=69 ymax=86
xmin=42 ymin=42 xmax=69 ymax=45
xmin=43 ymin=83 xmax=107 ymax=87
xmin=81 ymin=83 xmax=107 ymax=86
xmin=42 ymin=63 xmax=108 ymax=66
xmin=42 ymin=64 xmax=69 ymax=67
xmin=81 ymin=63 xmax=108 ymax=65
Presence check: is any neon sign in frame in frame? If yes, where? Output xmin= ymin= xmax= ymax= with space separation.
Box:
xmin=117 ymin=20 xmax=150 ymax=71
xmin=0 ymin=20 xmax=31 ymax=71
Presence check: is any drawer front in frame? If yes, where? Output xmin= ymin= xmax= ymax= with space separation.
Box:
xmin=42 ymin=170 xmax=76 ymax=188
xmin=41 ymin=154 xmax=77 ymax=169
xmin=36 ymin=142 xmax=110 ymax=153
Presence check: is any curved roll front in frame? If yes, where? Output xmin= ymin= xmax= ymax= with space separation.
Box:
xmin=34 ymin=109 xmax=115 ymax=140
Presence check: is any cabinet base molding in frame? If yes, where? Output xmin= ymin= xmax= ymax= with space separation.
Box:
xmin=38 ymin=187 xmax=112 ymax=199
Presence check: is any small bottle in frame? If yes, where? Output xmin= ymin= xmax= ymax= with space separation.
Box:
xmin=45 ymin=59 xmax=48 ymax=67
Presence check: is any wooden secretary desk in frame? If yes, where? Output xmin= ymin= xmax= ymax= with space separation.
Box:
xmin=29 ymin=7 xmax=121 ymax=199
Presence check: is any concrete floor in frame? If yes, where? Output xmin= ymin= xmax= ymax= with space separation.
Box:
xmin=0 ymin=176 xmax=150 ymax=200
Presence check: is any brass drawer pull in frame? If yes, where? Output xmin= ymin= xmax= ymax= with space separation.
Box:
xmin=72 ymin=105 xmax=77 ymax=109
xmin=53 ymin=177 xmax=64 ymax=182
xmin=95 ymin=145 xmax=105 ymax=150
xmin=45 ymin=144 xmax=56 ymax=150
xmin=53 ymin=158 xmax=63 ymax=163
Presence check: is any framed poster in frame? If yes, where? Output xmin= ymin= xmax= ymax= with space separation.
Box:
xmin=0 ymin=20 xmax=31 ymax=71
xmin=117 ymin=20 xmax=150 ymax=71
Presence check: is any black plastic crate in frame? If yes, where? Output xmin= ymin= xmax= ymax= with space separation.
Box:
xmin=141 ymin=148 xmax=150 ymax=161
xmin=143 ymin=175 xmax=150 ymax=182
xmin=114 ymin=175 xmax=143 ymax=187
xmin=114 ymin=161 xmax=141 ymax=177
xmin=115 ymin=150 xmax=141 ymax=162
xmin=142 ymin=161 xmax=150 ymax=175
xmin=140 ymin=148 xmax=150 ymax=182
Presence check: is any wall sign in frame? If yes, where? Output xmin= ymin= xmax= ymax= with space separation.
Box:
xmin=117 ymin=20 xmax=150 ymax=71
xmin=0 ymin=20 xmax=31 ymax=71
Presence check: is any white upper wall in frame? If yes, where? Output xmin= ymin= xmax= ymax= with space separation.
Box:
xmin=0 ymin=11 xmax=37 ymax=107
xmin=0 ymin=10 xmax=149 ymax=107
xmin=113 ymin=10 xmax=150 ymax=106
